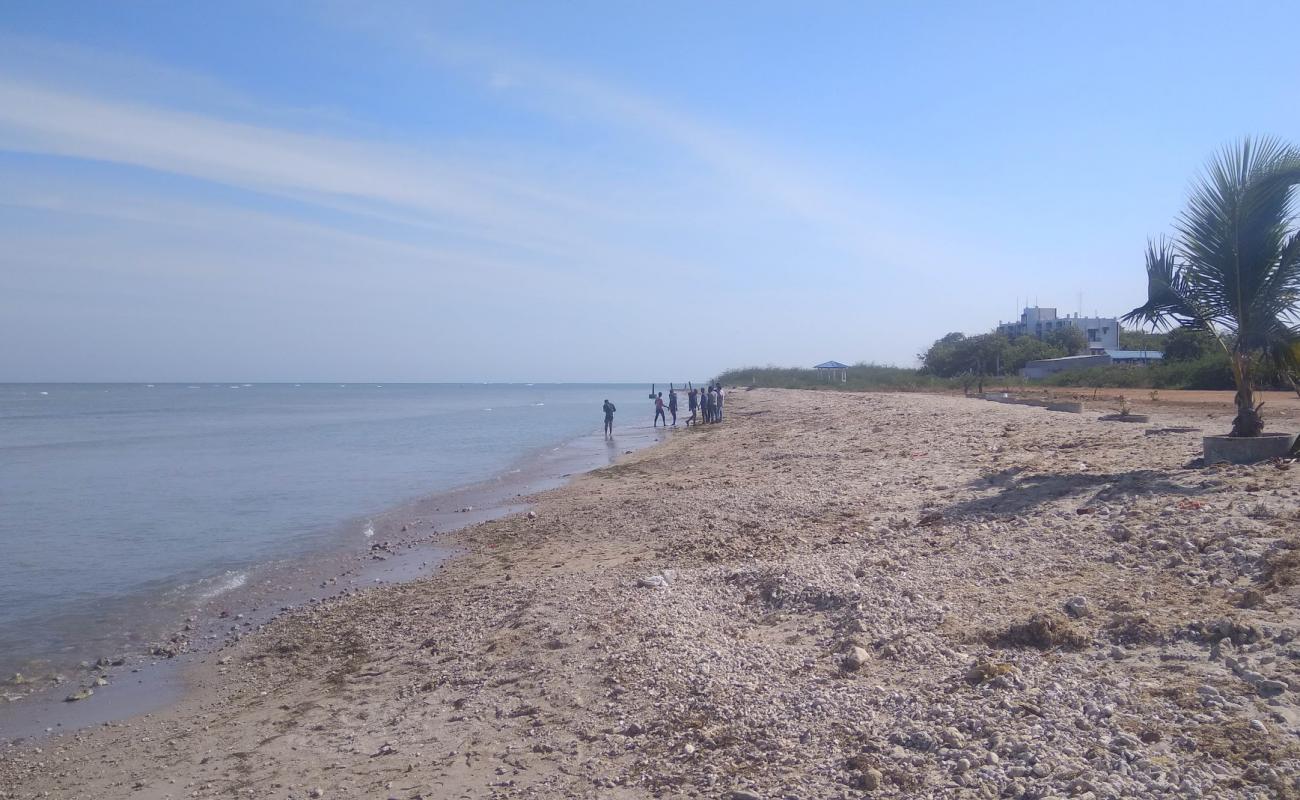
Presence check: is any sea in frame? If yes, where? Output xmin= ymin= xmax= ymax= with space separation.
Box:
xmin=0 ymin=382 xmax=658 ymax=681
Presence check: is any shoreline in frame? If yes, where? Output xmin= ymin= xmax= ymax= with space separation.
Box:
xmin=5 ymin=388 xmax=1300 ymax=798
xmin=0 ymin=419 xmax=665 ymax=742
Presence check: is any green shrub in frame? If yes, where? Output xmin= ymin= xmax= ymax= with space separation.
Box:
xmin=715 ymin=363 xmax=956 ymax=392
xmin=1037 ymin=353 xmax=1237 ymax=390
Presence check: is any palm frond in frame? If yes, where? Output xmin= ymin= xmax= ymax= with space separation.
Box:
xmin=1121 ymin=237 xmax=1204 ymax=330
xmin=1174 ymin=137 xmax=1300 ymax=337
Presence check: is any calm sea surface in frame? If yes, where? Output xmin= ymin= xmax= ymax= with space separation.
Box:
xmin=0 ymin=382 xmax=653 ymax=677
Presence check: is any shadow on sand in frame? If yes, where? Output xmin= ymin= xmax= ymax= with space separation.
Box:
xmin=944 ymin=467 xmax=1211 ymax=518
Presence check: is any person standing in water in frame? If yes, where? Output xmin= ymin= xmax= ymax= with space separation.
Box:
xmin=653 ymin=392 xmax=668 ymax=427
xmin=668 ymin=388 xmax=679 ymax=427
xmin=603 ymin=399 xmax=616 ymax=438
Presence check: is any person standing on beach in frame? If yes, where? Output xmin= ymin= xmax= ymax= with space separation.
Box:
xmin=686 ymin=387 xmax=698 ymax=426
xmin=603 ymin=399 xmax=616 ymax=438
xmin=654 ymin=392 xmax=667 ymax=427
xmin=668 ymin=388 xmax=679 ymax=427
xmin=716 ymin=384 xmax=725 ymax=422
xmin=703 ymin=386 xmax=714 ymax=423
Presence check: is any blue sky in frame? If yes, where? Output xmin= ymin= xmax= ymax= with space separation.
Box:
xmin=2 ymin=1 xmax=1297 ymax=381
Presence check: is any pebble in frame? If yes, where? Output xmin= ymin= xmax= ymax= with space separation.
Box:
xmin=859 ymin=767 xmax=883 ymax=790
xmin=841 ymin=646 xmax=870 ymax=672
xmin=1064 ymin=596 xmax=1091 ymax=618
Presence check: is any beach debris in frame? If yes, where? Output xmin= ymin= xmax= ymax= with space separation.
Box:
xmin=1063 ymin=596 xmax=1091 ymax=618
xmin=965 ymin=659 xmax=1019 ymax=685
xmin=638 ymin=569 xmax=678 ymax=589
xmin=64 ymin=687 xmax=94 ymax=702
xmin=9 ymin=673 xmax=32 ymax=686
xmin=992 ymin=612 xmax=1089 ymax=650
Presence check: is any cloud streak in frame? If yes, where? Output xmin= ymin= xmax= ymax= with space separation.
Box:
xmin=413 ymin=34 xmax=940 ymax=272
xmin=0 ymin=76 xmax=631 ymax=262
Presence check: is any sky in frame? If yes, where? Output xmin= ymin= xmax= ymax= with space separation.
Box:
xmin=2 ymin=1 xmax=1298 ymax=382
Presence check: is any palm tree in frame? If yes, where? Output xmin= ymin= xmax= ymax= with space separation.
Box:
xmin=1123 ymin=138 xmax=1300 ymax=437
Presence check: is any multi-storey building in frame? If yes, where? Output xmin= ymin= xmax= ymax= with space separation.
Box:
xmin=996 ymin=306 xmax=1119 ymax=353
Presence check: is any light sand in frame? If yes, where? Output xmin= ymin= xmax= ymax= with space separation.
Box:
xmin=4 ymin=389 xmax=1300 ymax=799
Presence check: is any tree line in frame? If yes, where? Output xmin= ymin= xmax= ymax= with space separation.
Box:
xmin=917 ymin=325 xmax=1221 ymax=392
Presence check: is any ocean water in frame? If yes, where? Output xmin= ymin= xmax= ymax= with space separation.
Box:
xmin=0 ymin=382 xmax=655 ymax=677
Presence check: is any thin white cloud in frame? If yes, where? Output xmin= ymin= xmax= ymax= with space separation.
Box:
xmin=0 ymin=76 xmax=633 ymax=261
xmin=412 ymin=34 xmax=937 ymax=271
xmin=0 ymin=28 xmax=989 ymax=377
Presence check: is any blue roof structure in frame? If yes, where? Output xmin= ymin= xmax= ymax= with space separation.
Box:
xmin=814 ymin=361 xmax=849 ymax=369
xmin=1106 ymin=350 xmax=1164 ymax=361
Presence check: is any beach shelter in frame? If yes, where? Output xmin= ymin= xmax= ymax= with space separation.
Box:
xmin=814 ymin=360 xmax=849 ymax=383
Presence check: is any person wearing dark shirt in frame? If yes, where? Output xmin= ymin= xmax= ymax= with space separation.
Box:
xmin=668 ymin=388 xmax=679 ymax=427
xmin=686 ymin=388 xmax=698 ymax=426
xmin=602 ymin=399 xmax=616 ymax=438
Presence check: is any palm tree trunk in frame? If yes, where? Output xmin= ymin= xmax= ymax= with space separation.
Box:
xmin=1231 ymin=353 xmax=1265 ymax=437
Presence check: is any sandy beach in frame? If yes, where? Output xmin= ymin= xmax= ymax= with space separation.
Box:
xmin=4 ymin=387 xmax=1300 ymax=799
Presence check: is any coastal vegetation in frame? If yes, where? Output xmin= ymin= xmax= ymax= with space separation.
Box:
xmin=717 ymin=326 xmax=1282 ymax=394
xmin=715 ymin=363 xmax=951 ymax=391
xmin=919 ymin=328 xmax=1085 ymax=388
xmin=1123 ymin=137 xmax=1300 ymax=436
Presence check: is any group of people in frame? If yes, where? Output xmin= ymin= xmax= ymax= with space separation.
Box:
xmin=602 ymin=384 xmax=726 ymax=438
xmin=653 ymin=384 xmax=724 ymax=428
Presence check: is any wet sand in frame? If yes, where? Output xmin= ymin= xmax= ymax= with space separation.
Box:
xmin=0 ymin=422 xmax=663 ymax=742
xmin=4 ymin=389 xmax=1300 ymax=798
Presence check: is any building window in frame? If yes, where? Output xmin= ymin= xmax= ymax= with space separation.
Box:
xmin=1087 ymin=329 xmax=1100 ymax=342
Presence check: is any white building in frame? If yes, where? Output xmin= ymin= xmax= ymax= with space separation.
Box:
xmin=996 ymin=307 xmax=1119 ymax=353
